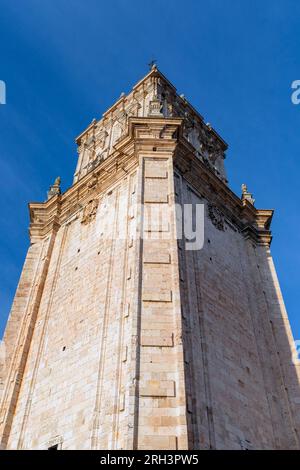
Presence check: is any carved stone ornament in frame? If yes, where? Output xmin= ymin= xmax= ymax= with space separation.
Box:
xmin=148 ymin=96 xmax=163 ymax=116
xmin=207 ymin=203 xmax=225 ymax=231
xmin=47 ymin=176 xmax=61 ymax=200
xmin=87 ymin=174 xmax=98 ymax=191
xmin=81 ymin=198 xmax=99 ymax=225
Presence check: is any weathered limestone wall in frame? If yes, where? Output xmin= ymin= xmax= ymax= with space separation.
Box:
xmin=175 ymin=172 xmax=299 ymax=449
xmin=253 ymin=246 xmax=300 ymax=444
xmin=1 ymin=117 xmax=191 ymax=450
xmin=1 ymin=243 xmax=42 ymax=373
xmin=0 ymin=233 xmax=56 ymax=448
xmin=4 ymin=172 xmax=139 ymax=450
xmin=3 ymin=152 xmax=191 ymax=450
xmin=0 ymin=243 xmax=42 ymax=400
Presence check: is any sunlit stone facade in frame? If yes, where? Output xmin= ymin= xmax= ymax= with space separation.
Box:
xmin=1 ymin=67 xmax=299 ymax=450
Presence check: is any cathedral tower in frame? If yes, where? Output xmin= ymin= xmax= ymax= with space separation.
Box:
xmin=1 ymin=66 xmax=299 ymax=450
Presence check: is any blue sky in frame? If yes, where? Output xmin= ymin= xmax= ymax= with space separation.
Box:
xmin=0 ymin=0 xmax=299 ymax=339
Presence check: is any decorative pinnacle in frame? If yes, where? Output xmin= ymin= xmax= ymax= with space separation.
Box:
xmin=53 ymin=176 xmax=61 ymax=187
xmin=47 ymin=176 xmax=61 ymax=200
xmin=241 ymin=183 xmax=255 ymax=205
xmin=241 ymin=183 xmax=248 ymax=195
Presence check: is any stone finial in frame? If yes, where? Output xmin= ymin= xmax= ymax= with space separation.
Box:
xmin=47 ymin=176 xmax=61 ymax=200
xmin=241 ymin=183 xmax=255 ymax=205
xmin=241 ymin=183 xmax=247 ymax=194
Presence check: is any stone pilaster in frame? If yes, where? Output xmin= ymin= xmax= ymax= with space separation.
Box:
xmin=125 ymin=119 xmax=189 ymax=450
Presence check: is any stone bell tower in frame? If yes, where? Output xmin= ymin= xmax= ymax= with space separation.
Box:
xmin=1 ymin=66 xmax=300 ymax=450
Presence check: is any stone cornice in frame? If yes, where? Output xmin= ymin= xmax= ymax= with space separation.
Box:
xmin=128 ymin=116 xmax=182 ymax=150
xmin=29 ymin=117 xmax=273 ymax=246
xmin=28 ymin=134 xmax=139 ymax=240
xmin=174 ymin=137 xmax=274 ymax=246
xmin=29 ymin=195 xmax=61 ymax=242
